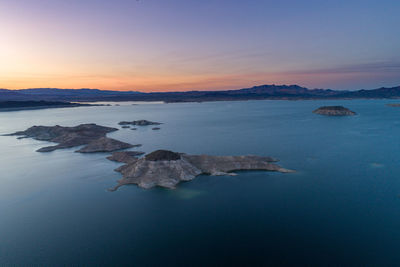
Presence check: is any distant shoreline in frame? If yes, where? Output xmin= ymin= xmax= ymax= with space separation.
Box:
xmin=1 ymin=84 xmax=400 ymax=104
xmin=0 ymin=101 xmax=94 ymax=112
xmin=1 ymin=98 xmax=399 ymax=112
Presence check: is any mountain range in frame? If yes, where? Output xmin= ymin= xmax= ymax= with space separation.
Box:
xmin=1 ymin=84 xmax=400 ymax=103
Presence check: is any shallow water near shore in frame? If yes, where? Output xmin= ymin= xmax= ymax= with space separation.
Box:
xmin=1 ymin=99 xmax=400 ymax=266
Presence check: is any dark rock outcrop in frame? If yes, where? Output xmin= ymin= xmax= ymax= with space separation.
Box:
xmin=118 ymin=120 xmax=162 ymax=126
xmin=313 ymin=106 xmax=356 ymax=116
xmin=7 ymin=124 xmax=137 ymax=153
xmin=145 ymin=150 xmax=181 ymax=161
xmin=109 ymin=150 xmax=293 ymax=190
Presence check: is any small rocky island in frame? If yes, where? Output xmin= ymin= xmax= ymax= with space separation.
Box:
xmin=313 ymin=106 xmax=356 ymax=116
xmin=118 ymin=120 xmax=162 ymax=126
xmin=108 ymin=150 xmax=294 ymax=190
xmin=6 ymin=124 xmax=139 ymax=153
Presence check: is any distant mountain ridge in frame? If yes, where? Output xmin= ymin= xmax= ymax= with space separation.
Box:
xmin=1 ymin=84 xmax=400 ymax=102
xmin=0 ymin=88 xmax=142 ymax=101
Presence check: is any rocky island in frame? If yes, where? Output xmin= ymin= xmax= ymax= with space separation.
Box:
xmin=313 ymin=106 xmax=356 ymax=116
xmin=6 ymin=125 xmax=293 ymax=191
xmin=109 ymin=150 xmax=294 ymax=190
xmin=118 ymin=120 xmax=162 ymax=126
xmin=6 ymin=123 xmax=139 ymax=153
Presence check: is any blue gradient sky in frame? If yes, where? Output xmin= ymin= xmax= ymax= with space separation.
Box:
xmin=0 ymin=0 xmax=399 ymax=91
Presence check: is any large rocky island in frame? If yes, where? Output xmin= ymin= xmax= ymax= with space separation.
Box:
xmin=108 ymin=150 xmax=294 ymax=190
xmin=6 ymin=125 xmax=293 ymax=191
xmin=6 ymin=124 xmax=137 ymax=152
xmin=313 ymin=106 xmax=356 ymax=116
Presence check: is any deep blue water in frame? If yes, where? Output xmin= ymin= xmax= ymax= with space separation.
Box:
xmin=0 ymin=100 xmax=400 ymax=266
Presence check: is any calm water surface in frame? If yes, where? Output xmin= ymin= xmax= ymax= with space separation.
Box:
xmin=0 ymin=100 xmax=400 ymax=266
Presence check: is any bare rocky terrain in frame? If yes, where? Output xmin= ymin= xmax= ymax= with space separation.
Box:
xmin=6 ymin=125 xmax=293 ymax=191
xmin=109 ymin=150 xmax=294 ymax=190
xmin=6 ymin=123 xmax=138 ymax=153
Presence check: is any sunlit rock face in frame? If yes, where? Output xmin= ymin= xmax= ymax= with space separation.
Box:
xmin=109 ymin=150 xmax=294 ymax=191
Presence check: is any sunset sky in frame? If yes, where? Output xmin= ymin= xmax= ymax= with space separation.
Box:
xmin=0 ymin=0 xmax=399 ymax=92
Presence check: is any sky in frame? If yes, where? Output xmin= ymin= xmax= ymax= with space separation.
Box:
xmin=0 ymin=0 xmax=399 ymax=92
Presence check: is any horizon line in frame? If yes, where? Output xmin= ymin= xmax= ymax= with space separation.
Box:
xmin=2 ymin=83 xmax=400 ymax=93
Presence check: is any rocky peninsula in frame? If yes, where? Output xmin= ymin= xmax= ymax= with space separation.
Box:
xmin=313 ymin=106 xmax=356 ymax=116
xmin=7 ymin=123 xmax=138 ymax=153
xmin=109 ymin=150 xmax=294 ymax=190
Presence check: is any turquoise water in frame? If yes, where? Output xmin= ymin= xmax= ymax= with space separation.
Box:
xmin=0 ymin=100 xmax=400 ymax=266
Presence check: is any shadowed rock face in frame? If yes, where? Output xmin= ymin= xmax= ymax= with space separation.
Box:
xmin=313 ymin=106 xmax=356 ymax=116
xmin=118 ymin=120 xmax=162 ymax=126
xmin=7 ymin=124 xmax=137 ymax=153
xmin=109 ymin=150 xmax=293 ymax=190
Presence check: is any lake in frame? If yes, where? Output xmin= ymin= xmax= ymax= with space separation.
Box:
xmin=0 ymin=99 xmax=400 ymax=266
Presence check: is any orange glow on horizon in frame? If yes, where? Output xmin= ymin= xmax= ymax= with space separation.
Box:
xmin=1 ymin=70 xmax=393 ymax=92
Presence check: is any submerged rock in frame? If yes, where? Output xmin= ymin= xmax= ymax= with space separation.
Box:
xmin=313 ymin=106 xmax=356 ymax=116
xmin=108 ymin=150 xmax=293 ymax=191
xmin=118 ymin=120 xmax=162 ymax=126
xmin=6 ymin=123 xmax=137 ymax=153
